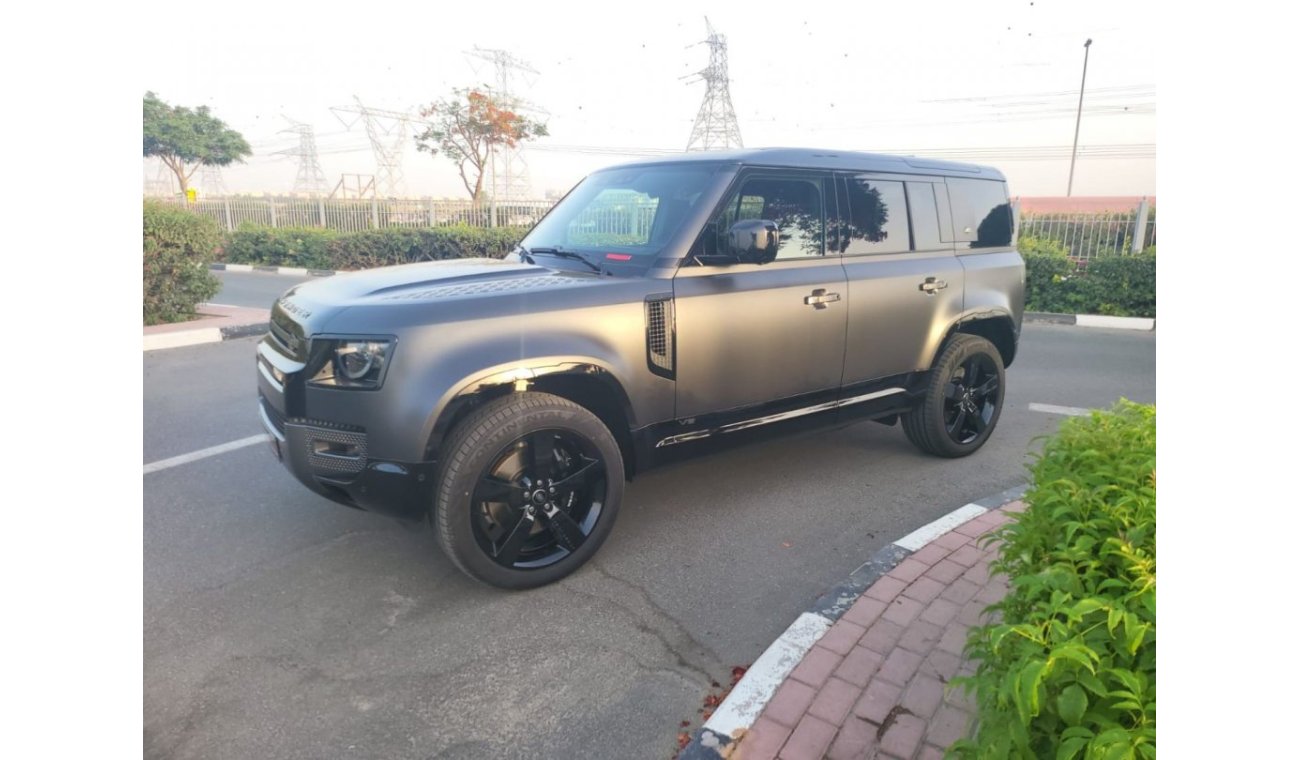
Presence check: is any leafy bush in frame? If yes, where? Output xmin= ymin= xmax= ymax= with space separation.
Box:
xmin=952 ymin=400 xmax=1156 ymax=760
xmin=1019 ymin=237 xmax=1156 ymax=318
xmin=1019 ymin=237 xmax=1080 ymax=315
xmin=222 ymin=224 xmax=338 ymax=270
xmin=143 ymin=201 xmax=222 ymax=325
xmin=218 ymin=225 xmax=528 ymax=270
xmin=1075 ymin=255 xmax=1156 ymax=318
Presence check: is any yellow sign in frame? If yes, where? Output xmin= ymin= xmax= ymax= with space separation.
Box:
xmin=186 ymin=188 xmax=197 ymax=204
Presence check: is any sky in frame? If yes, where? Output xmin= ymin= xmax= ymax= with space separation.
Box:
xmin=142 ymin=0 xmax=1156 ymax=200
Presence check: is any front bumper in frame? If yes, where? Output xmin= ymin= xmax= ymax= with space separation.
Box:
xmin=259 ymin=393 xmax=434 ymax=523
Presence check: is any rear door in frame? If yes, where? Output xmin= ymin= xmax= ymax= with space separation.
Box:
xmin=838 ymin=175 xmax=965 ymax=387
xmin=673 ymin=171 xmax=848 ymax=418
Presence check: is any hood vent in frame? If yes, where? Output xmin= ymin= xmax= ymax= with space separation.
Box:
xmin=645 ymin=296 xmax=674 ymax=379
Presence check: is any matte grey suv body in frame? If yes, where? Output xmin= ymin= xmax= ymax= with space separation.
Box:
xmin=257 ymin=148 xmax=1024 ymax=588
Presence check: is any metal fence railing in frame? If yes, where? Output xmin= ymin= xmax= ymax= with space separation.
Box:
xmin=152 ymin=194 xmax=1157 ymax=259
xmin=157 ymin=196 xmax=558 ymax=233
xmin=1015 ymin=198 xmax=1156 ymax=261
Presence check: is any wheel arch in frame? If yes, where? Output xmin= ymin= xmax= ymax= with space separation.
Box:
xmin=933 ymin=311 xmax=1020 ymax=369
xmin=425 ymin=361 xmax=640 ymax=479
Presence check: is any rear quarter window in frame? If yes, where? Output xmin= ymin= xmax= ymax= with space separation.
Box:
xmin=947 ymin=178 xmax=1013 ymax=248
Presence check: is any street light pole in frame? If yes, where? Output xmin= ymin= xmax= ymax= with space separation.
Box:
xmin=1067 ymin=38 xmax=1093 ymax=197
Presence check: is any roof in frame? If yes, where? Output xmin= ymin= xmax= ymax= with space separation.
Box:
xmin=604 ymin=147 xmax=1006 ymax=181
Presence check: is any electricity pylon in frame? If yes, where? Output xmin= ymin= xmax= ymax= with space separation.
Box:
xmin=684 ymin=17 xmax=744 ymax=151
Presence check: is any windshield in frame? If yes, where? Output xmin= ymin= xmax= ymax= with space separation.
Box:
xmin=521 ymin=165 xmax=718 ymax=264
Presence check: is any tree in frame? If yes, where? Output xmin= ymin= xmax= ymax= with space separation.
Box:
xmin=413 ymin=88 xmax=548 ymax=201
xmin=143 ymin=92 xmax=252 ymax=196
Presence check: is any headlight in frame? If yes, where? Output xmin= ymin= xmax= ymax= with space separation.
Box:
xmin=309 ymin=339 xmax=394 ymax=389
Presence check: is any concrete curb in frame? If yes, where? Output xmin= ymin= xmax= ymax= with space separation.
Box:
xmin=143 ymin=321 xmax=270 ymax=352
xmin=679 ymin=483 xmax=1029 ymax=760
xmin=210 ymin=262 xmax=338 ymax=277
xmin=1025 ymin=311 xmax=1154 ymax=331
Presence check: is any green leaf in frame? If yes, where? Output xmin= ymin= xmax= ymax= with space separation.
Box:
xmin=1075 ymin=671 xmax=1109 ymax=699
xmin=1051 ymin=643 xmax=1099 ymax=674
xmin=1126 ymin=621 xmax=1150 ymax=656
xmin=1108 ymin=607 xmax=1123 ymax=634
xmin=1056 ymin=736 xmax=1089 ymax=760
xmin=1107 ymin=668 xmax=1142 ymax=695
xmin=1016 ymin=660 xmax=1049 ymax=723
xmin=1058 ymin=684 xmax=1088 ymax=726
xmin=1071 ymin=598 xmax=1107 ymax=618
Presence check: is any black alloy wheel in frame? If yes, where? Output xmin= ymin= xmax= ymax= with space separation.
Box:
xmin=942 ymin=354 xmax=1000 ymax=445
xmin=902 ymin=333 xmax=1006 ymax=458
xmin=434 ymin=391 xmax=625 ymax=589
xmin=471 ymin=430 xmax=608 ymax=570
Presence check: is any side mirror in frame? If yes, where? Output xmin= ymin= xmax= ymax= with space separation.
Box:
xmin=728 ymin=219 xmax=780 ymax=264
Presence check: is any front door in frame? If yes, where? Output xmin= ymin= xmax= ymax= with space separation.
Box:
xmin=672 ymin=172 xmax=848 ymax=419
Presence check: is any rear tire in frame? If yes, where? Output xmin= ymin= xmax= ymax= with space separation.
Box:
xmin=903 ymin=334 xmax=1005 ymax=458
xmin=434 ymin=391 xmax=624 ymax=590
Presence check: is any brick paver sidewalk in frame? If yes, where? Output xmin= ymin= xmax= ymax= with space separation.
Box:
xmin=733 ymin=501 xmax=1025 ymax=760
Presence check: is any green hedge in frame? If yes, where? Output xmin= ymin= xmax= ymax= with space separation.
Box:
xmin=953 ymin=400 xmax=1156 ymax=760
xmin=221 ymin=225 xmax=338 ymax=270
xmin=219 ymin=225 xmax=529 ymax=270
xmin=1020 ymin=238 xmax=1156 ymax=318
xmin=144 ymin=201 xmax=222 ymax=325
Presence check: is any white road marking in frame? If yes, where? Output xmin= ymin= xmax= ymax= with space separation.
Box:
xmin=894 ymin=504 xmax=988 ymax=551
xmin=144 ymin=434 xmax=270 ymax=475
xmin=1028 ymin=402 xmax=1093 ymax=417
xmin=703 ymin=612 xmax=832 ymax=739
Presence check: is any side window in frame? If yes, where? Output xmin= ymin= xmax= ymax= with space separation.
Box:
xmin=839 ymin=178 xmax=909 ymax=255
xmin=947 ymin=178 xmax=1013 ymax=248
xmin=906 ymin=182 xmax=943 ymax=250
xmin=708 ymin=177 xmax=825 ymax=260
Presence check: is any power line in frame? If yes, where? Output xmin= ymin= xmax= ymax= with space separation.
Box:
xmin=922 ymin=84 xmax=1154 ymax=104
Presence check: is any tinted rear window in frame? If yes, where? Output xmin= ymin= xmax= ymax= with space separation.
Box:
xmin=947 ymin=178 xmax=1012 ymax=247
xmin=840 ymin=178 xmax=910 ymax=255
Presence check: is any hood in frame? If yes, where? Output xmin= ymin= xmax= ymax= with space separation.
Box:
xmin=288 ymin=258 xmax=601 ymax=304
xmin=272 ymin=257 xmax=622 ymax=336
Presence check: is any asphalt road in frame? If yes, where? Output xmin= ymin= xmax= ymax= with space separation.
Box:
xmin=144 ymin=316 xmax=1155 ymax=760
xmin=211 ymin=269 xmax=314 ymax=310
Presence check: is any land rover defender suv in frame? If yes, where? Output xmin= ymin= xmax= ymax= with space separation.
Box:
xmin=257 ymin=148 xmax=1025 ymax=589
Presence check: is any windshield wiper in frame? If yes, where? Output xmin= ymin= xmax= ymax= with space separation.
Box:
xmin=526 ymin=246 xmax=606 ymax=275
xmin=515 ymin=245 xmax=538 ymax=264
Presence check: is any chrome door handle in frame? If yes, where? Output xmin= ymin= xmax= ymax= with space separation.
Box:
xmin=804 ymin=289 xmax=841 ymax=309
xmin=919 ymin=277 xmax=948 ymax=295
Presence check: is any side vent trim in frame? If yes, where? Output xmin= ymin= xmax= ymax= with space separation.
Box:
xmin=645 ymin=295 xmax=675 ymax=379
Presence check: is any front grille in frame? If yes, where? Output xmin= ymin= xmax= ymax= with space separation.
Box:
xmin=268 ymin=318 xmax=303 ymax=360
xmin=269 ymin=304 xmax=307 ymax=360
xmin=646 ymin=297 xmax=674 ymax=378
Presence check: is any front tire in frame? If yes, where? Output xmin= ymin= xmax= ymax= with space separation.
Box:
xmin=434 ymin=392 xmax=624 ymax=589
xmin=903 ymin=334 xmax=1006 ymax=458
